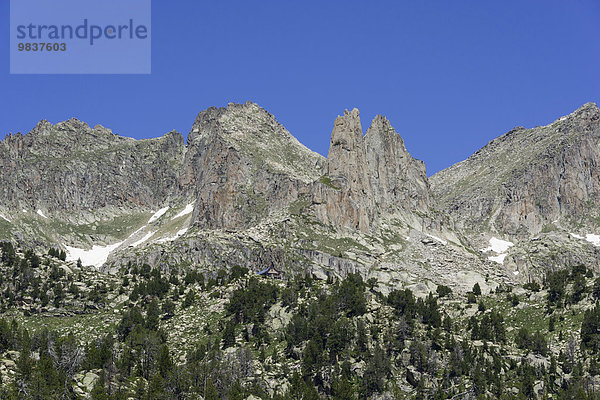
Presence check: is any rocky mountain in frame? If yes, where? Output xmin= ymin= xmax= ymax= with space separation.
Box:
xmin=3 ymin=102 xmax=600 ymax=399
xmin=431 ymin=102 xmax=600 ymax=280
xmin=180 ymin=103 xmax=430 ymax=234
xmin=1 ymin=101 xmax=599 ymax=292
xmin=108 ymin=105 xmax=473 ymax=296
xmin=181 ymin=102 xmax=325 ymax=230
xmin=431 ymin=102 xmax=600 ymax=238
xmin=0 ymin=118 xmax=186 ymax=214
xmin=0 ymin=119 xmax=190 ymax=255
xmin=311 ymin=109 xmax=430 ymax=233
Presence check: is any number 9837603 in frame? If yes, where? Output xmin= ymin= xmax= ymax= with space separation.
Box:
xmin=18 ymin=43 xmax=67 ymax=51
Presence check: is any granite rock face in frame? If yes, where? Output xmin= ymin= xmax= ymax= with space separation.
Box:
xmin=431 ymin=103 xmax=600 ymax=238
xmin=327 ymin=108 xmax=369 ymax=192
xmin=364 ymin=114 xmax=430 ymax=215
xmin=311 ymin=109 xmax=431 ymax=232
xmin=0 ymin=118 xmax=185 ymax=217
xmin=314 ymin=108 xmax=375 ymax=232
xmin=181 ymin=102 xmax=324 ymax=230
xmin=3 ymin=101 xmax=600 ymax=290
xmin=180 ymin=104 xmax=431 ymax=234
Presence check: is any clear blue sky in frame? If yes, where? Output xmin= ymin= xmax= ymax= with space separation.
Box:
xmin=1 ymin=1 xmax=599 ymax=175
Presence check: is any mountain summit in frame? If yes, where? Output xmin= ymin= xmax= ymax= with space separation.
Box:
xmin=431 ymin=102 xmax=600 ymax=237
xmin=1 ymin=102 xmax=599 ymax=292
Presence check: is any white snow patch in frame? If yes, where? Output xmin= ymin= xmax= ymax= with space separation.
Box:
xmin=513 ymin=270 xmax=520 ymax=275
xmin=482 ymin=238 xmax=513 ymax=265
xmin=570 ymin=232 xmax=600 ymax=246
xmin=65 ymin=224 xmax=156 ymax=268
xmin=586 ymin=234 xmax=600 ymax=246
xmin=22 ymin=209 xmax=27 ymax=213
xmin=172 ymin=203 xmax=194 ymax=220
xmin=37 ymin=209 xmax=48 ymax=219
xmin=488 ymin=254 xmax=508 ymax=264
xmin=0 ymin=214 xmax=10 ymax=222
xmin=481 ymin=237 xmax=514 ymax=253
xmin=426 ymin=234 xmax=447 ymax=245
xmin=129 ymin=225 xmax=147 ymax=237
xmin=156 ymin=227 xmax=188 ymax=243
xmin=65 ymin=241 xmax=124 ymax=268
xmin=130 ymin=231 xmax=156 ymax=248
xmin=405 ymin=236 xmax=410 ymax=241
xmin=148 ymin=207 xmax=169 ymax=223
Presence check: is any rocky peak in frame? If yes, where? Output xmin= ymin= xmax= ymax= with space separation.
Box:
xmin=364 ymin=115 xmax=430 ymax=214
xmin=54 ymin=118 xmax=93 ymax=132
xmin=431 ymin=102 xmax=600 ymax=238
xmin=182 ymin=102 xmax=325 ymax=230
xmin=327 ymin=108 xmax=369 ymax=192
xmin=566 ymin=101 xmax=599 ymax=121
xmin=188 ymin=106 xmax=224 ymax=144
xmin=5 ymin=119 xmax=140 ymax=160
xmin=188 ymin=102 xmax=324 ymax=183
xmin=0 ymin=118 xmax=186 ymax=217
xmin=328 ymin=108 xmax=363 ymax=153
xmin=365 ymin=115 xmax=405 ymax=149
xmin=312 ymin=109 xmax=432 ymax=232
xmin=29 ymin=119 xmax=54 ymax=134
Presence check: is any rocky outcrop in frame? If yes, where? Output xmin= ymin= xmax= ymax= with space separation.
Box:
xmin=181 ymin=103 xmax=432 ymax=234
xmin=327 ymin=108 xmax=370 ymax=193
xmin=504 ymin=232 xmax=600 ymax=281
xmin=181 ymin=102 xmax=324 ymax=230
xmin=105 ymin=232 xmax=318 ymax=276
xmin=312 ymin=109 xmax=374 ymax=232
xmin=312 ymin=109 xmax=431 ymax=232
xmin=364 ymin=115 xmax=430 ymax=215
xmin=0 ymin=119 xmax=185 ymax=217
xmin=431 ymin=103 xmax=600 ymax=238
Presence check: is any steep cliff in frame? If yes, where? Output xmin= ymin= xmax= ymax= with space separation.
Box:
xmin=181 ymin=102 xmax=325 ymax=230
xmin=311 ymin=109 xmax=431 ymax=232
xmin=364 ymin=114 xmax=430 ymax=215
xmin=0 ymin=119 xmax=190 ymax=253
xmin=0 ymin=118 xmax=186 ymax=216
xmin=431 ymin=103 xmax=600 ymax=238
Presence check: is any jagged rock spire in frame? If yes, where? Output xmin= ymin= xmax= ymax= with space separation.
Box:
xmin=365 ymin=115 xmax=430 ymax=214
xmin=316 ymin=108 xmax=430 ymax=232
xmin=327 ymin=108 xmax=369 ymax=193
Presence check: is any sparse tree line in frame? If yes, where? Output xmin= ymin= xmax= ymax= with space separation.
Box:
xmin=0 ymin=242 xmax=599 ymax=398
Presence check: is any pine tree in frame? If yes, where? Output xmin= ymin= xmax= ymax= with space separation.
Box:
xmin=90 ymin=373 xmax=109 ymax=400
xmin=157 ymin=344 xmax=173 ymax=377
xmin=145 ymin=299 xmax=160 ymax=331
xmin=222 ymin=320 xmax=236 ymax=349
xmin=162 ymin=299 xmax=175 ymax=319
xmin=205 ymin=378 xmax=220 ymax=400
xmin=183 ymin=290 xmax=195 ymax=308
